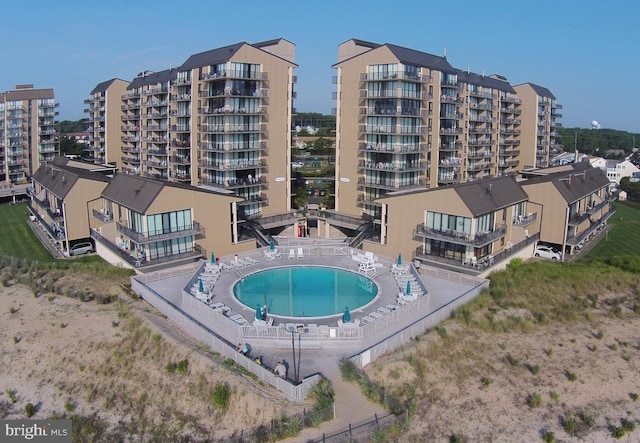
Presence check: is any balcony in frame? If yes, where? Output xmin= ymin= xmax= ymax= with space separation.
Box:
xmin=199 ymin=159 xmax=265 ymax=171
xmin=200 ymin=176 xmax=267 ymax=190
xmin=361 ymin=143 xmax=428 ymax=153
xmin=415 ymin=223 xmax=506 ymax=247
xmin=358 ymin=160 xmax=427 ymax=171
xmin=116 ymin=220 xmax=203 ymax=244
xmin=237 ymin=194 xmax=268 ymax=206
xmin=92 ymin=230 xmax=204 ymax=269
xmin=512 ymin=212 xmax=537 ymax=226
xmin=92 ymin=208 xmax=113 ymax=223
xmin=358 ymin=177 xmax=426 ymax=191
xmin=468 ymin=139 xmax=492 ymax=147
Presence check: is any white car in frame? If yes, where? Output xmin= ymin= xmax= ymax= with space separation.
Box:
xmin=69 ymin=242 xmax=94 ymax=256
xmin=534 ymin=245 xmax=561 ymax=260
xmin=291 ymin=161 xmax=304 ymax=168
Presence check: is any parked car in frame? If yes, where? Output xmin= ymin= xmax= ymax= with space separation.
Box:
xmin=291 ymin=161 xmax=304 ymax=168
xmin=69 ymin=242 xmax=94 ymax=256
xmin=534 ymin=245 xmax=561 ymax=260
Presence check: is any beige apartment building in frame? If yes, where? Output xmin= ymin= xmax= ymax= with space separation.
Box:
xmin=513 ymin=83 xmax=563 ymax=170
xmin=0 ymin=84 xmax=59 ymax=185
xmin=331 ymin=39 xmax=560 ymax=229
xmin=85 ymin=39 xmax=297 ymax=229
xmin=84 ymin=78 xmax=130 ymax=166
xmin=87 ymin=172 xmax=249 ymax=270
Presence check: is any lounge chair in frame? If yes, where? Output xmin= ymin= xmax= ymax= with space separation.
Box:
xmin=297 ymin=247 xmax=304 ymax=259
xmin=245 ymin=256 xmax=259 ymax=265
xmin=288 ymin=249 xmax=296 ymax=259
xmin=219 ymin=262 xmax=233 ymax=272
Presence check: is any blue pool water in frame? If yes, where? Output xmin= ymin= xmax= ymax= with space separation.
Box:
xmin=233 ymin=266 xmax=378 ymax=317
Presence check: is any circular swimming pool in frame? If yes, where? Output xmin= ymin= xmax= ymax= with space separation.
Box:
xmin=233 ymin=266 xmax=378 ymax=317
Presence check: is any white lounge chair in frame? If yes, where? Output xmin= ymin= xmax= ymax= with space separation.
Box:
xmin=245 ymin=256 xmax=259 ymax=265
xmin=288 ymin=249 xmax=296 ymax=259
xmin=297 ymin=247 xmax=304 ymax=259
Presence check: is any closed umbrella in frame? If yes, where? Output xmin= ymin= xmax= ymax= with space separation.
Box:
xmin=342 ymin=307 xmax=351 ymax=323
xmin=211 ymin=252 xmax=215 ymax=263
xmin=397 ymin=253 xmax=402 ymax=265
xmin=406 ymin=280 xmax=411 ymax=296
xmin=269 ymin=238 xmax=275 ymax=251
xmin=199 ymin=278 xmax=204 ymax=293
xmin=255 ymin=304 xmax=263 ymax=321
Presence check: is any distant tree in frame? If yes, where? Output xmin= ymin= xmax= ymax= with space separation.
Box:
xmin=619 ymin=177 xmax=640 ymax=202
xmin=59 ymin=119 xmax=87 ymax=134
xmin=557 ymin=127 xmax=639 ymax=156
xmin=60 ymin=136 xmax=85 ymax=157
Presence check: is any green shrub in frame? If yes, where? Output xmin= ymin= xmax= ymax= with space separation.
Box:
xmin=480 ymin=376 xmax=492 ymax=387
xmin=339 ymin=358 xmax=360 ymax=382
xmin=25 ymin=402 xmax=36 ymax=418
xmin=563 ymin=414 xmax=576 ymax=436
xmin=526 ymin=363 xmax=540 ymax=375
xmin=64 ymin=401 xmax=75 ymax=412
xmin=526 ymin=392 xmax=541 ymax=408
xmin=211 ymin=382 xmax=230 ymax=412
xmin=505 ymin=354 xmax=520 ymax=367
xmin=630 ymin=392 xmax=639 ymax=401
xmin=7 ymin=389 xmax=17 ymax=404
xmin=176 ymin=359 xmax=188 ymax=375
xmin=308 ymin=378 xmax=335 ymax=410
xmin=165 ymin=362 xmax=177 ymax=374
xmin=541 ymin=430 xmax=556 ymax=443
xmin=565 ymin=370 xmax=577 ymax=382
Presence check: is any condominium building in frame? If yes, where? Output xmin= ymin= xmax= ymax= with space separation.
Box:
xmin=84 ymin=78 xmax=130 ymax=166
xmin=331 ymin=39 xmax=560 ymax=225
xmin=513 ymin=83 xmax=563 ymax=170
xmin=86 ymin=39 xmax=297 ymax=226
xmin=0 ymin=84 xmax=59 ymax=185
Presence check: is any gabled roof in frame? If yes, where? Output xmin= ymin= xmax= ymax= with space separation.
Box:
xmin=333 ymin=41 xmax=456 ymax=73
xmin=521 ymin=167 xmax=610 ymax=204
xmin=90 ymin=79 xmax=119 ymax=95
xmin=101 ymin=174 xmax=166 ymax=213
xmin=456 ymin=70 xmax=516 ymax=93
xmin=516 ymin=82 xmax=556 ymax=100
xmin=380 ymin=176 xmax=528 ymax=217
xmin=128 ymin=69 xmax=177 ymax=90
xmin=31 ymin=162 xmax=110 ymax=200
xmin=102 ymin=173 xmax=241 ymax=214
xmin=454 ymin=176 xmax=529 ymax=217
xmin=179 ymin=42 xmax=246 ymax=71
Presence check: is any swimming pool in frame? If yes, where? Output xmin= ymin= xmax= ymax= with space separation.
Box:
xmin=233 ymin=266 xmax=378 ymax=317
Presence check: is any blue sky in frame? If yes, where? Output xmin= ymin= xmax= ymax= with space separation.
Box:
xmin=3 ymin=0 xmax=639 ymax=132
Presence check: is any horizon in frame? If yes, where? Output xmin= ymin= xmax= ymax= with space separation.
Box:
xmin=3 ymin=0 xmax=640 ymax=133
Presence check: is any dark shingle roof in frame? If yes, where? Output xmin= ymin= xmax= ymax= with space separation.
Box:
xmin=456 ymin=70 xmax=516 ymax=93
xmin=379 ymin=176 xmax=528 ymax=217
xmin=454 ymin=176 xmax=529 ymax=217
xmin=522 ymin=167 xmax=610 ymax=204
xmin=102 ymin=173 xmax=241 ymax=214
xmin=32 ymin=163 xmax=110 ymax=200
xmin=385 ymin=44 xmax=456 ymax=73
xmin=101 ymin=174 xmax=166 ymax=214
xmin=517 ymin=82 xmax=556 ymax=100
xmin=128 ymin=69 xmax=177 ymax=90
xmin=333 ymin=40 xmax=456 ymax=73
xmin=179 ymin=43 xmax=246 ymax=71
xmin=90 ymin=79 xmax=119 ymax=95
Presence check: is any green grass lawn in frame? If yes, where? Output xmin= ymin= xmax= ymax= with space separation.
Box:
xmin=583 ymin=202 xmax=640 ymax=261
xmin=0 ymin=203 xmax=107 ymax=265
xmin=0 ymin=203 xmax=56 ymax=262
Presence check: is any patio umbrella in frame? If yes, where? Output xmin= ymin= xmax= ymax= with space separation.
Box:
xmin=211 ymin=252 xmax=215 ymax=263
xmin=342 ymin=307 xmax=351 ymax=323
xmin=255 ymin=304 xmax=263 ymax=321
xmin=397 ymin=253 xmax=402 ymax=265
xmin=269 ymin=238 xmax=275 ymax=251
xmin=406 ymin=280 xmax=411 ymax=296
xmin=198 ymin=278 xmax=204 ymax=293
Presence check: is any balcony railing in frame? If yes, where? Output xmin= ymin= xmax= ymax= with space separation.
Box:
xmin=415 ymin=223 xmax=506 ymax=247
xmin=91 ymin=230 xmax=203 ymax=268
xmin=116 ymin=220 xmax=204 ymax=244
xmin=92 ymin=208 xmax=113 ymax=223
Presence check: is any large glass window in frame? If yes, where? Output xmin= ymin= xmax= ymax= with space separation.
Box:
xmin=427 ymin=211 xmax=471 ymax=234
xmin=146 ymin=209 xmax=192 ymax=236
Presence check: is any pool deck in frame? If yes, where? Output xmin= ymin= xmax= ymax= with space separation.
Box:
xmin=143 ymin=248 xmax=485 ymax=383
